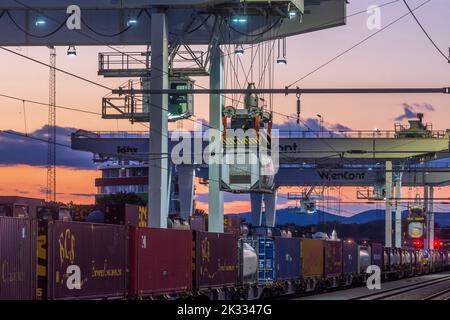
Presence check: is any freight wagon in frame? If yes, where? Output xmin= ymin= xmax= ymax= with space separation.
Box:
xmin=0 ymin=216 xmax=448 ymax=300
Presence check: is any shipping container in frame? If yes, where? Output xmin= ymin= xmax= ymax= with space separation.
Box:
xmin=0 ymin=217 xmax=37 ymax=300
xmin=300 ymin=239 xmax=324 ymax=278
xmin=324 ymin=240 xmax=342 ymax=278
xmin=190 ymin=215 xmax=207 ymax=232
xmin=194 ymin=231 xmax=238 ymax=289
xmin=240 ymin=237 xmax=278 ymax=283
xmin=224 ymin=215 xmax=241 ymax=235
xmin=0 ymin=196 xmax=44 ymax=219
xmin=129 ymin=227 xmax=192 ymax=297
xmin=257 ymin=237 xmax=274 ymax=282
xmin=274 ymin=237 xmax=300 ymax=281
xmin=38 ymin=220 xmax=128 ymax=300
xmin=104 ymin=204 xmax=146 ymax=227
xmin=371 ymin=242 xmax=383 ymax=269
xmin=342 ymin=240 xmax=359 ymax=274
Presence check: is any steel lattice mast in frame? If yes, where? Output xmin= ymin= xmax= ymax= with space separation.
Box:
xmin=47 ymin=46 xmax=56 ymax=202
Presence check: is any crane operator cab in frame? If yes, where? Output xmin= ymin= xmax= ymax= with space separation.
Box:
xmin=220 ymin=83 xmax=276 ymax=193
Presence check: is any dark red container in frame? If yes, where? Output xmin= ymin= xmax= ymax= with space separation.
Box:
xmin=40 ymin=221 xmax=128 ymax=300
xmin=194 ymin=231 xmax=239 ymax=289
xmin=0 ymin=217 xmax=37 ymax=300
xmin=129 ymin=227 xmax=192 ymax=297
xmin=324 ymin=240 xmax=342 ymax=278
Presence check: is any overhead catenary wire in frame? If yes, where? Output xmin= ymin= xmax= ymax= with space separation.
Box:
xmin=286 ymin=0 xmax=433 ymax=88
xmin=402 ymin=0 xmax=449 ymax=63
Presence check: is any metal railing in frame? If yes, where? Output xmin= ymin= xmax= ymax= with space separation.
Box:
xmin=98 ymin=52 xmax=150 ymax=72
xmin=74 ymin=129 xmax=449 ymax=140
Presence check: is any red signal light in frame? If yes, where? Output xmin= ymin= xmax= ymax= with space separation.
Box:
xmin=413 ymin=240 xmax=423 ymax=248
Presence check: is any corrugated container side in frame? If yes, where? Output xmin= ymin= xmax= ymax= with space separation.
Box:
xmin=46 ymin=221 xmax=128 ymax=300
xmin=0 ymin=217 xmax=37 ymax=300
xmin=194 ymin=231 xmax=238 ymax=289
xmin=371 ymin=242 xmax=383 ymax=269
xmin=342 ymin=241 xmax=358 ymax=274
xmin=129 ymin=227 xmax=192 ymax=297
xmin=324 ymin=240 xmax=343 ymax=278
xmin=274 ymin=237 xmax=300 ymax=281
xmin=300 ymin=239 xmax=324 ymax=278
xmin=257 ymin=237 xmax=274 ymax=282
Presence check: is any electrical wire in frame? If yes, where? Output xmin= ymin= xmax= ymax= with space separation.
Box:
xmin=0 ymin=92 xmax=102 ymax=116
xmin=5 ymin=10 xmax=68 ymax=38
xmin=402 ymin=0 xmax=449 ymax=62
xmin=81 ymin=9 xmax=144 ymax=38
xmin=286 ymin=0 xmax=433 ymax=88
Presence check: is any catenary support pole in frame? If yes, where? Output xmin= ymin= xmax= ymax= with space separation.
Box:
xmin=385 ymin=161 xmax=393 ymax=248
xmin=394 ymin=172 xmax=403 ymax=248
xmin=148 ymin=11 xmax=169 ymax=228
xmin=208 ymin=46 xmax=224 ymax=232
xmin=429 ymin=186 xmax=434 ymax=249
xmin=424 ymin=185 xmax=429 ymax=250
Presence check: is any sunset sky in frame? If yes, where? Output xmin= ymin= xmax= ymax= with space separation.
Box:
xmin=0 ymin=0 xmax=449 ymax=215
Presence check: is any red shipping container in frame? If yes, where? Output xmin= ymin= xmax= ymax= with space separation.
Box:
xmin=129 ymin=227 xmax=192 ymax=297
xmin=0 ymin=217 xmax=37 ymax=300
xmin=194 ymin=231 xmax=239 ymax=289
xmin=324 ymin=240 xmax=343 ymax=278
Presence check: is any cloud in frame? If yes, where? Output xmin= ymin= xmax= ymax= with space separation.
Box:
xmin=273 ymin=118 xmax=352 ymax=134
xmin=394 ymin=103 xmax=435 ymax=121
xmin=0 ymin=125 xmax=95 ymax=169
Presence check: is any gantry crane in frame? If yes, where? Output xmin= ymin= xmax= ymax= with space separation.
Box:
xmin=47 ymin=46 xmax=56 ymax=202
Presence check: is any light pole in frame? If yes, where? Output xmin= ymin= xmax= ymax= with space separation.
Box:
xmin=316 ymin=114 xmax=323 ymax=137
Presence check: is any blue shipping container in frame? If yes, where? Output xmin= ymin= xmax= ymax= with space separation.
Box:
xmin=342 ymin=240 xmax=359 ymax=274
xmin=274 ymin=237 xmax=300 ymax=280
xmin=257 ymin=237 xmax=274 ymax=282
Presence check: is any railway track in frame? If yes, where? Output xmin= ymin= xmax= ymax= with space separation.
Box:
xmin=353 ymin=276 xmax=450 ymax=300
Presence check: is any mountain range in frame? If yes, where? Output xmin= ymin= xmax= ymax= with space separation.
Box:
xmin=230 ymin=209 xmax=450 ymax=227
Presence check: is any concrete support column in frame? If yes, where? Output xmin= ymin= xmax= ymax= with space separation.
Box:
xmin=208 ymin=46 xmax=224 ymax=232
xmin=148 ymin=11 xmax=169 ymax=228
xmin=264 ymin=191 xmax=277 ymax=227
xmin=177 ymin=165 xmax=195 ymax=220
xmin=429 ymin=186 xmax=435 ymax=249
xmin=394 ymin=173 xmax=403 ymax=248
xmin=424 ymin=185 xmax=429 ymax=250
xmin=385 ymin=161 xmax=393 ymax=248
xmin=250 ymin=193 xmax=263 ymax=226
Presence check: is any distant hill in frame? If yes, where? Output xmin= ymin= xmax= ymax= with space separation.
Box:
xmin=229 ymin=209 xmax=450 ymax=227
